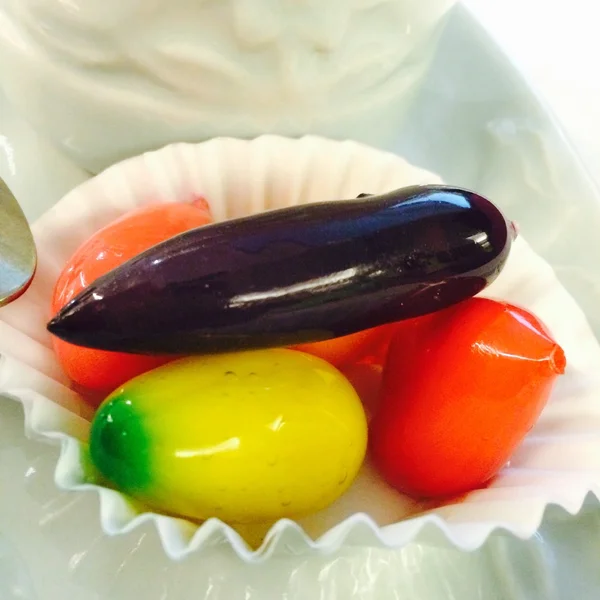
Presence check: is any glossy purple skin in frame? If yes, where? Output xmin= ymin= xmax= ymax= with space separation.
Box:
xmin=47 ymin=185 xmax=513 ymax=355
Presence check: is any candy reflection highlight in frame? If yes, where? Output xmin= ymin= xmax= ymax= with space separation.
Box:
xmin=90 ymin=349 xmax=368 ymax=524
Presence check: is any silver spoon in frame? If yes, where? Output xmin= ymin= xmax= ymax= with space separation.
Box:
xmin=0 ymin=177 xmax=36 ymax=306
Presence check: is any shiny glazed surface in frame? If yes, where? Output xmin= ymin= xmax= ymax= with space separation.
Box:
xmin=50 ymin=201 xmax=213 ymax=394
xmin=90 ymin=349 xmax=368 ymax=523
xmin=48 ymin=185 xmax=513 ymax=354
xmin=370 ymin=297 xmax=566 ymax=499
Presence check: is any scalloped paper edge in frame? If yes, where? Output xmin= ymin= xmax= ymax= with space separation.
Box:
xmin=1 ymin=135 xmax=599 ymax=562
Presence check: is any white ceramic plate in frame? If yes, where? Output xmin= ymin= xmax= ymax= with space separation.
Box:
xmin=1 ymin=4 xmax=600 ymax=599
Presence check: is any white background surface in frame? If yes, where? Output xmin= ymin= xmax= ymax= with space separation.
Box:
xmin=465 ymin=0 xmax=600 ymax=188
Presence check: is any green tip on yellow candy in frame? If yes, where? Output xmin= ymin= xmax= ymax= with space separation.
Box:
xmin=88 ymin=349 xmax=368 ymax=525
xmin=89 ymin=391 xmax=152 ymax=494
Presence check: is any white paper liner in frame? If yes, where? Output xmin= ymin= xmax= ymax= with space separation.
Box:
xmin=0 ymin=135 xmax=599 ymax=562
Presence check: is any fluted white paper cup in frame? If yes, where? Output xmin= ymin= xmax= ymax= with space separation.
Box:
xmin=1 ymin=136 xmax=599 ymax=562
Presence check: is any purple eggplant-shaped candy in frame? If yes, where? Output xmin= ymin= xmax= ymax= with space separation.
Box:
xmin=47 ymin=185 xmax=514 ymax=355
